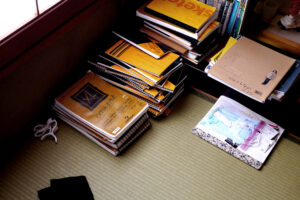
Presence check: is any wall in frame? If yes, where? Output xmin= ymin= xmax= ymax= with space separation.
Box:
xmin=0 ymin=0 xmax=130 ymax=142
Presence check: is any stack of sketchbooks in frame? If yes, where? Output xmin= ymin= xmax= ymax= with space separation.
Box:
xmin=53 ymin=71 xmax=151 ymax=156
xmin=205 ymin=36 xmax=296 ymax=103
xmin=135 ymin=0 xmax=220 ymax=65
xmin=87 ymin=33 xmax=187 ymax=118
xmin=192 ymin=95 xmax=284 ymax=169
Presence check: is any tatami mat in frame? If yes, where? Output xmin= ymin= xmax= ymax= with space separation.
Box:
xmin=0 ymin=92 xmax=299 ymax=200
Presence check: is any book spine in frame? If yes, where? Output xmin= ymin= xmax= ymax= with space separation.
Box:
xmin=221 ymin=0 xmax=234 ymax=36
xmin=219 ymin=0 xmax=230 ymax=33
xmin=234 ymin=0 xmax=245 ymax=38
xmin=217 ymin=0 xmax=226 ymax=22
xmin=226 ymin=0 xmax=239 ymax=35
xmin=192 ymin=128 xmax=262 ymax=169
xmin=213 ymin=0 xmax=218 ymax=7
xmin=231 ymin=1 xmax=242 ymax=37
xmin=206 ymin=0 xmax=214 ymax=6
xmin=236 ymin=0 xmax=249 ymax=36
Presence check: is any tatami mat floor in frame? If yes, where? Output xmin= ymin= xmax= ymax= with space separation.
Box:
xmin=0 ymin=92 xmax=299 ymax=200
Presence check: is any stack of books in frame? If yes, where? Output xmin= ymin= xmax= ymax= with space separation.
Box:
xmin=87 ymin=34 xmax=187 ymax=118
xmin=53 ymin=71 xmax=151 ymax=156
xmin=135 ymin=0 xmax=220 ymax=65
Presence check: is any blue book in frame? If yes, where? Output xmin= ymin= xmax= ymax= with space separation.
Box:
xmin=232 ymin=1 xmax=242 ymax=37
xmin=226 ymin=0 xmax=239 ymax=35
xmin=270 ymin=60 xmax=300 ymax=101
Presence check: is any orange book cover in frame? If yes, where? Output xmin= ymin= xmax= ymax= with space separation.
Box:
xmin=197 ymin=21 xmax=219 ymax=44
xmin=105 ymin=39 xmax=180 ymax=77
xmin=112 ymin=30 xmax=171 ymax=59
xmin=145 ymin=0 xmax=216 ymax=32
xmin=55 ymin=71 xmax=148 ymax=141
xmin=208 ymin=37 xmax=296 ymax=103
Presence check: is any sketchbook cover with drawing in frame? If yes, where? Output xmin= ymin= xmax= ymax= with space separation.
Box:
xmin=208 ymin=37 xmax=295 ymax=103
xmin=55 ymin=71 xmax=148 ymax=142
xmin=192 ymin=95 xmax=284 ymax=169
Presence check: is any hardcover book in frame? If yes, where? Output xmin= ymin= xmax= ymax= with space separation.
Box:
xmin=192 ymin=95 xmax=284 ymax=169
xmin=144 ymin=0 xmax=217 ymax=33
xmin=54 ymin=71 xmax=148 ymax=142
xmin=207 ymin=37 xmax=295 ymax=103
xmin=268 ymin=60 xmax=300 ymax=101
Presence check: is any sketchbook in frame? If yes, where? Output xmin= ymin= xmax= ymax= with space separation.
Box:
xmin=105 ymin=39 xmax=181 ymax=77
xmin=112 ymin=29 xmax=171 ymax=59
xmin=192 ymin=95 xmax=284 ymax=169
xmin=207 ymin=37 xmax=295 ymax=103
xmin=54 ymin=71 xmax=148 ymax=143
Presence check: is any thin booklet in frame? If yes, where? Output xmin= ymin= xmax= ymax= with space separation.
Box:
xmin=105 ymin=39 xmax=181 ymax=77
xmin=112 ymin=29 xmax=171 ymax=59
xmin=192 ymin=95 xmax=284 ymax=169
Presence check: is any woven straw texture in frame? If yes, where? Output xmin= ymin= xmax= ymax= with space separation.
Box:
xmin=0 ymin=92 xmax=299 ymax=200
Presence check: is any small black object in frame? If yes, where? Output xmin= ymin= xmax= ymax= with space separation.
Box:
xmin=38 ymin=176 xmax=94 ymax=200
xmin=225 ymin=138 xmax=238 ymax=148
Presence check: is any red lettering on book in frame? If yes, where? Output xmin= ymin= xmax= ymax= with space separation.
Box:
xmin=194 ymin=6 xmax=205 ymax=15
xmin=204 ymin=9 xmax=213 ymax=17
xmin=176 ymin=0 xmax=185 ymax=7
xmin=184 ymin=2 xmax=195 ymax=9
xmin=156 ymin=0 xmax=213 ymax=16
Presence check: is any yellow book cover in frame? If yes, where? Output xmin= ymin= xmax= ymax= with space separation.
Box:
xmin=111 ymin=64 xmax=160 ymax=86
xmin=55 ymin=71 xmax=148 ymax=141
xmin=145 ymin=0 xmax=216 ymax=32
xmin=197 ymin=21 xmax=219 ymax=43
xmin=208 ymin=37 xmax=296 ymax=103
xmin=211 ymin=37 xmax=238 ymax=63
xmin=95 ymin=54 xmax=167 ymax=86
xmin=137 ymin=2 xmax=203 ymax=39
xmin=105 ymin=39 xmax=180 ymax=76
xmin=112 ymin=30 xmax=170 ymax=59
xmin=98 ymin=73 xmax=166 ymax=103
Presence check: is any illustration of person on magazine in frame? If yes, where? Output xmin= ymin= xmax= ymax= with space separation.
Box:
xmin=262 ymin=69 xmax=277 ymax=85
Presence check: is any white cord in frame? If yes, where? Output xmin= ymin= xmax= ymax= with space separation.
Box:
xmin=33 ymin=118 xmax=58 ymax=143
